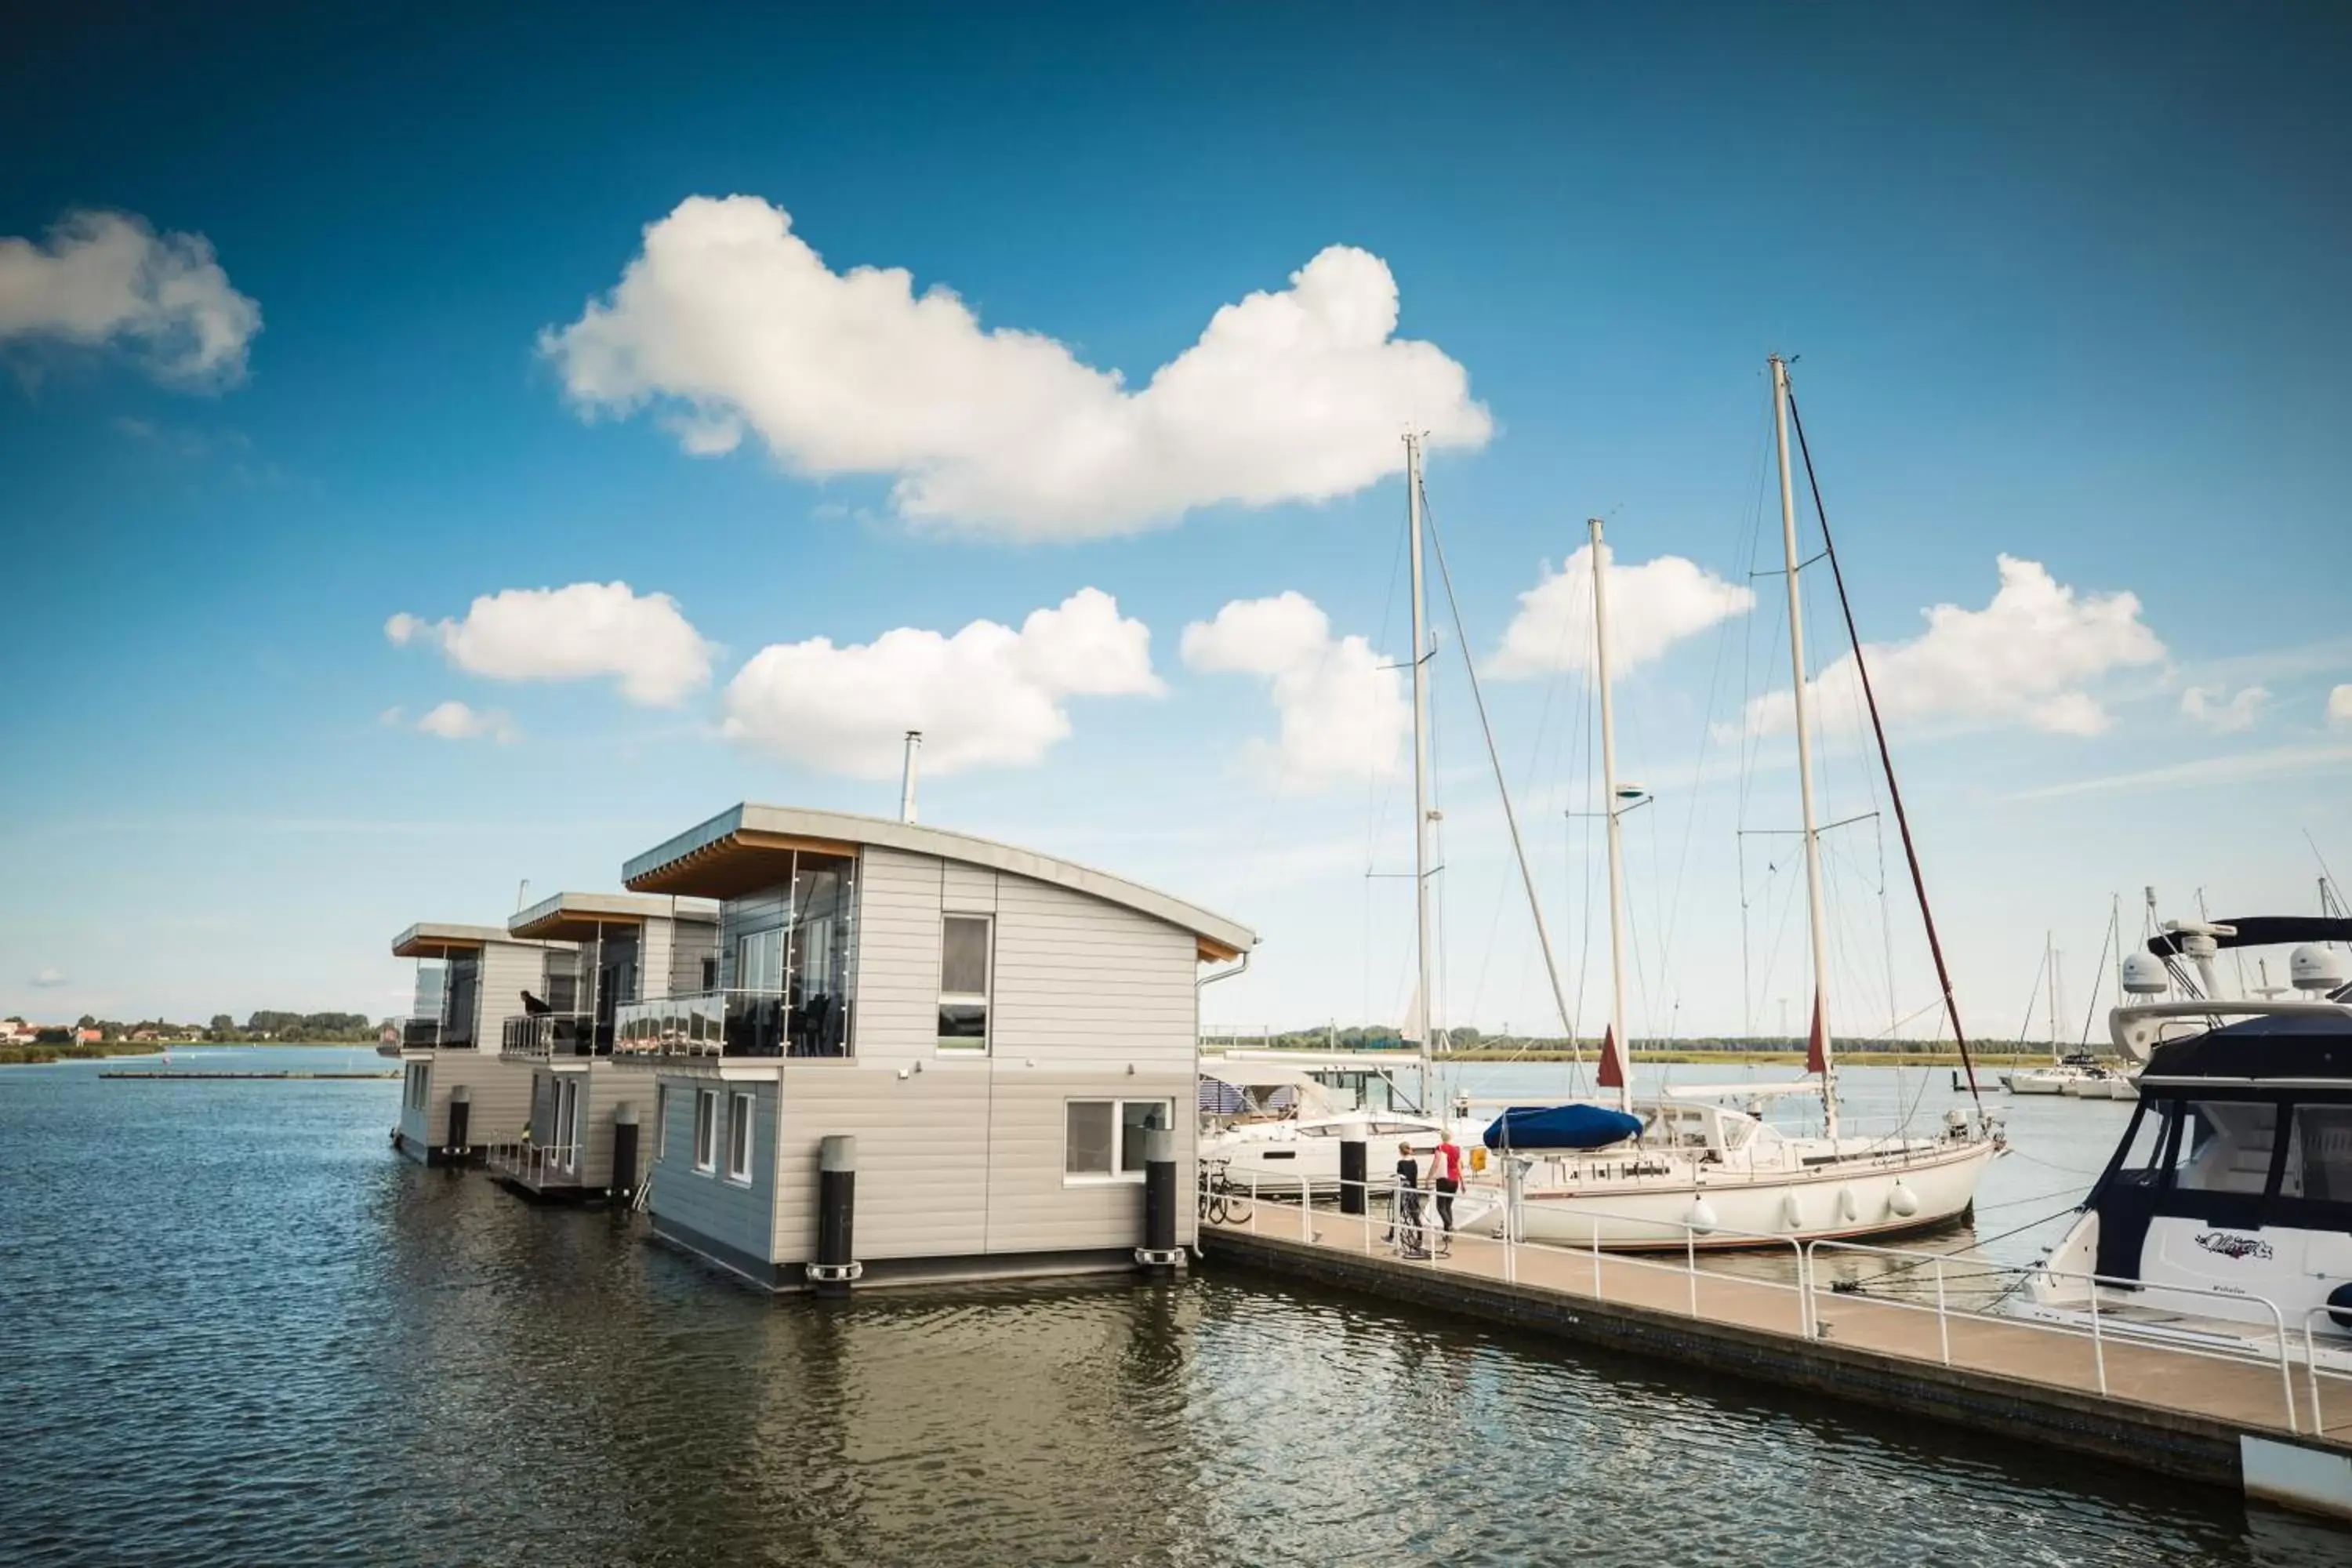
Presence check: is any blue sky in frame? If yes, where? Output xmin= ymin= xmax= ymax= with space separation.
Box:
xmin=3 ymin=3 xmax=2348 ymax=1039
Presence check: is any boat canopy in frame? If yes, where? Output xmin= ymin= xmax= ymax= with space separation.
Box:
xmin=2146 ymin=916 xmax=2352 ymax=956
xmin=1483 ymin=1104 xmax=1643 ymax=1151
xmin=2136 ymin=1010 xmax=2352 ymax=1091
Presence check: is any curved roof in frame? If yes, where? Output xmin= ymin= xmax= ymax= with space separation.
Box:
xmin=622 ymin=803 xmax=1255 ymax=962
xmin=509 ymin=891 xmax=721 ymax=942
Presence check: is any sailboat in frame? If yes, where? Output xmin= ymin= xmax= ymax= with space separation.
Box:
xmin=1197 ymin=432 xmax=1483 ymax=1195
xmin=1463 ymin=354 xmax=2002 ymax=1250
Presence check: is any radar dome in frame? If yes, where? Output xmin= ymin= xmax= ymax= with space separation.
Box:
xmin=2119 ymin=953 xmax=2170 ymax=995
xmin=2290 ymin=945 xmax=2347 ymax=993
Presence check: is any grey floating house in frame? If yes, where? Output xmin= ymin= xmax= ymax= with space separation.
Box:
xmin=487 ymin=891 xmax=720 ymax=1201
xmin=389 ymin=921 xmax=575 ymax=1165
xmin=610 ymin=803 xmax=1255 ymax=1291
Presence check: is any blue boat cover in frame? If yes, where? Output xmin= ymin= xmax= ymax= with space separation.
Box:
xmin=1482 ymin=1104 xmax=1643 ymax=1150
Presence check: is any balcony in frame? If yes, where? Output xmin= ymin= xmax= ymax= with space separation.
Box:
xmin=613 ymin=989 xmax=851 ymax=1062
xmin=499 ymin=1013 xmax=613 ymax=1060
xmin=393 ymin=1015 xmax=475 ymax=1051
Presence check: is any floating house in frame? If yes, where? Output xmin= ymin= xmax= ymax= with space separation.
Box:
xmin=388 ymin=922 xmax=575 ymax=1165
xmin=611 ymin=803 xmax=1255 ymax=1291
xmin=488 ymin=891 xmax=720 ymax=1201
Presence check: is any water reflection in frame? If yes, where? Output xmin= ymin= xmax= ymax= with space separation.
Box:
xmin=0 ymin=1051 xmax=2344 ymax=1566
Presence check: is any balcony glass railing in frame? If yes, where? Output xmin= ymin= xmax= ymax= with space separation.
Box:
xmin=499 ymin=1014 xmax=612 ymax=1059
xmin=395 ymin=1015 xmax=475 ymax=1050
xmin=612 ymin=989 xmax=851 ymax=1060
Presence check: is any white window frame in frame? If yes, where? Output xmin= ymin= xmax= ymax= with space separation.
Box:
xmin=937 ymin=913 xmax=993 ymax=1054
xmin=726 ymin=1090 xmax=755 ymax=1185
xmin=655 ymin=1083 xmax=669 ymax=1162
xmin=557 ymin=1078 xmax=579 ymax=1171
xmin=1063 ymin=1097 xmax=1174 ymax=1185
xmin=693 ymin=1087 xmax=718 ymax=1174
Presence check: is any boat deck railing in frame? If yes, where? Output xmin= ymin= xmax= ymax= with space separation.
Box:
xmin=1212 ymin=1170 xmax=2352 ymax=1443
xmin=499 ymin=1013 xmax=608 ymax=1060
xmin=486 ymin=1140 xmax=582 ymax=1188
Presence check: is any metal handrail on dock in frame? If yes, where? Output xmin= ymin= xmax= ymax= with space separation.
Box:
xmin=1218 ymin=1171 xmax=2351 ymax=1443
xmin=485 ymin=1140 xmax=581 ymax=1188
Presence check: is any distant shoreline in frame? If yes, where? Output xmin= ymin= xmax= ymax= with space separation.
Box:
xmin=0 ymin=1040 xmax=379 ymax=1067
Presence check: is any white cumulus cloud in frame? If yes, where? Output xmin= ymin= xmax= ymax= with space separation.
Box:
xmin=2180 ymin=683 xmax=2269 ymax=733
xmin=721 ymin=588 xmax=1161 ymax=778
xmin=1181 ymin=592 xmax=1409 ymax=793
xmin=1742 ymin=556 xmax=2164 ymax=738
xmin=0 ymin=209 xmax=261 ymax=385
xmin=31 ymin=967 xmax=66 ymax=989
xmin=2328 ymin=684 xmax=2352 ymax=728
xmin=414 ymin=701 xmax=517 ymax=743
xmin=540 ymin=195 xmax=1491 ymax=540
xmin=1489 ymin=543 xmax=1753 ymax=678
xmin=385 ymin=582 xmax=712 ymax=706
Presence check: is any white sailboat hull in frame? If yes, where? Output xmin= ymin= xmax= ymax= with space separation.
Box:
xmin=1464 ymin=1137 xmax=1998 ymax=1251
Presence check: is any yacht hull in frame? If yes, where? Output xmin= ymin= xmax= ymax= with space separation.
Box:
xmin=1465 ymin=1138 xmax=1998 ymax=1251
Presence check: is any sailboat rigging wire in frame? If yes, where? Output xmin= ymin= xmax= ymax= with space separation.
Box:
xmin=1785 ymin=388 xmax=1981 ymax=1107
xmin=1418 ymin=477 xmax=1581 ymax=1049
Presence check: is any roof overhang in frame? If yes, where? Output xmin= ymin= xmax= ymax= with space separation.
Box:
xmin=507 ymin=891 xmax=721 ymax=942
xmin=624 ymin=803 xmax=1256 ymax=963
xmin=392 ymin=921 xmax=568 ymax=959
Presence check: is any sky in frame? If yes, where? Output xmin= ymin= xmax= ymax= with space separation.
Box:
xmin=2 ymin=2 xmax=2349 ymax=1042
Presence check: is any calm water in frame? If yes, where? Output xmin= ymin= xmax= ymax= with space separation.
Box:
xmin=2 ymin=1048 xmax=2345 ymax=1566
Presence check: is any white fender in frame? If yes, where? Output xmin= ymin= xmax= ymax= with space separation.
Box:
xmin=1780 ymin=1192 xmax=1803 ymax=1230
xmin=1683 ymin=1199 xmax=1720 ymax=1236
xmin=1838 ymin=1187 xmax=1860 ymax=1224
xmin=1888 ymin=1181 xmax=1920 ymax=1218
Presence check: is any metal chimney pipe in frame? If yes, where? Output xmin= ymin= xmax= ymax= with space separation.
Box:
xmin=899 ymin=731 xmax=923 ymax=823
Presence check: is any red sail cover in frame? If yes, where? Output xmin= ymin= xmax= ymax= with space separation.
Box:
xmin=1597 ymin=1024 xmax=1625 ymax=1089
xmin=1806 ymin=994 xmax=1828 ymax=1074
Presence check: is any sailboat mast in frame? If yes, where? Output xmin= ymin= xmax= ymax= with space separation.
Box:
xmin=1406 ymin=432 xmax=1436 ymax=1078
xmin=1588 ymin=517 xmax=1635 ymax=1113
xmin=1771 ymin=354 xmax=1839 ymax=1140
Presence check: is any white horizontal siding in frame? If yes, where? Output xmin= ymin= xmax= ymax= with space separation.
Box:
xmin=984 ymin=1069 xmax=1194 ymax=1252
xmin=417 ymin=1051 xmax=536 ymax=1146
xmin=852 ymin=848 xmax=945 ymax=1065
xmin=475 ymin=939 xmax=559 ymax=1043
xmin=773 ymin=1060 xmax=990 ymax=1263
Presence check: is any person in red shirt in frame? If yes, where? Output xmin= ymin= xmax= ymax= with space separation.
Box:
xmin=1432 ymin=1129 xmax=1465 ymax=1245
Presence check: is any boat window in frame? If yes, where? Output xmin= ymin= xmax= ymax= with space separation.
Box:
xmin=2292 ymin=1105 xmax=2352 ymax=1203
xmin=1294 ymin=1123 xmax=1340 ymax=1138
xmin=2173 ymin=1102 xmax=2277 ymax=1195
xmin=1719 ymin=1118 xmax=1755 ymax=1152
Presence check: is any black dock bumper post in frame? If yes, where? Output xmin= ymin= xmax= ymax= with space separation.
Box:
xmin=1339 ymin=1136 xmax=1367 ymax=1217
xmin=444 ymin=1085 xmax=472 ymax=1164
xmin=611 ymin=1102 xmax=641 ymax=1203
xmin=808 ymin=1134 xmax=861 ymax=1298
xmin=1135 ymin=1125 xmax=1182 ymax=1277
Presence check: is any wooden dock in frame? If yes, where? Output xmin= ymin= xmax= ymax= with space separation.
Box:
xmin=1202 ymin=1203 xmax=2352 ymax=1521
xmin=99 ymin=1070 xmax=400 ymax=1080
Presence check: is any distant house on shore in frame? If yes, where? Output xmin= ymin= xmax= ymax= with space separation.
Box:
xmin=74 ymin=1028 xmax=101 ymax=1045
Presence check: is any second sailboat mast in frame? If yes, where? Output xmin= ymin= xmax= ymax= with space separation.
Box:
xmin=1406 ymin=433 xmax=1437 ymax=1074
xmin=1771 ymin=354 xmax=1841 ymax=1141
xmin=1588 ymin=517 xmax=1635 ymax=1113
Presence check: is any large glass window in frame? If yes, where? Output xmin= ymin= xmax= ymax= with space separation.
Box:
xmin=938 ymin=915 xmax=992 ymax=1051
xmin=2175 ymin=1102 xmax=2278 ymax=1194
xmin=441 ymin=952 xmax=481 ymax=1047
xmin=655 ymin=1083 xmax=668 ymax=1161
xmin=2294 ymin=1105 xmax=2352 ymax=1203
